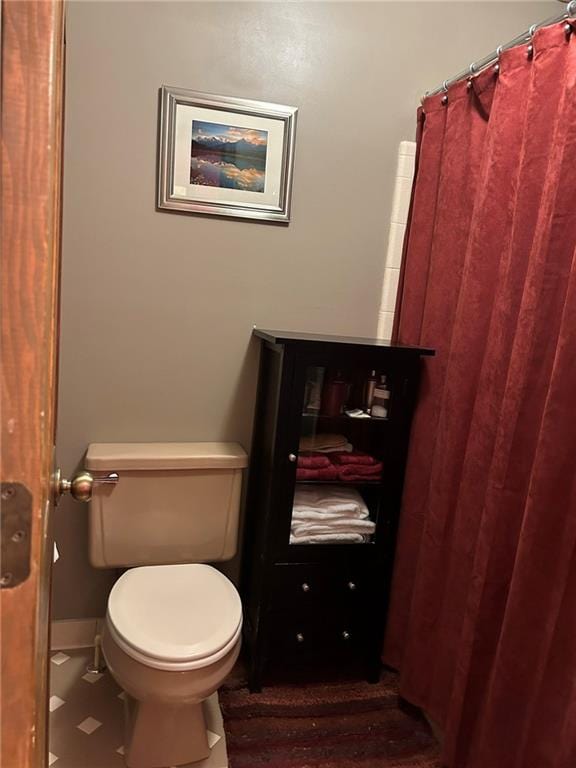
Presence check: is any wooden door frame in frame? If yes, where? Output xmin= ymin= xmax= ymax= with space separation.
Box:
xmin=1 ymin=1 xmax=65 ymax=766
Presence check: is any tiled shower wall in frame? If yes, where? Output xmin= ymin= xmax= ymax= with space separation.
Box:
xmin=377 ymin=141 xmax=416 ymax=339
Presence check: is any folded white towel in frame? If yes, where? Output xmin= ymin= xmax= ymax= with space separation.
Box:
xmin=292 ymin=485 xmax=370 ymax=522
xmin=292 ymin=504 xmax=368 ymax=519
xmin=293 ymin=485 xmax=368 ymax=509
xmin=292 ymin=508 xmax=368 ymax=521
xmin=290 ymin=532 xmax=367 ymax=544
xmin=291 ymin=519 xmax=376 ymax=536
xmin=290 ymin=485 xmax=375 ymax=544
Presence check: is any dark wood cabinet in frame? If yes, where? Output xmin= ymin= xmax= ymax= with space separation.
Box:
xmin=242 ymin=329 xmax=434 ymax=691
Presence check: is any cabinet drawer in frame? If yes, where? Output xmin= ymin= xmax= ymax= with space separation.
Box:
xmin=269 ymin=563 xmax=371 ymax=611
xmin=268 ymin=609 xmax=368 ymax=660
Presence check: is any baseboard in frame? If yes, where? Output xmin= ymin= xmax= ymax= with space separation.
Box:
xmin=50 ymin=618 xmax=104 ymax=650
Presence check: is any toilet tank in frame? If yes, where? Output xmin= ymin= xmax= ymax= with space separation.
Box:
xmin=85 ymin=442 xmax=248 ymax=568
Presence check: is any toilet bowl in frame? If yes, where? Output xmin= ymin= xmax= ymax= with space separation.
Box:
xmin=102 ymin=563 xmax=242 ymax=768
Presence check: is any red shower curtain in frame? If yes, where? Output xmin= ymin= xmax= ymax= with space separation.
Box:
xmin=385 ymin=21 xmax=576 ymax=768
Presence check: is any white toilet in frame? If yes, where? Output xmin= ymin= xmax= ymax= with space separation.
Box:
xmin=85 ymin=442 xmax=248 ymax=768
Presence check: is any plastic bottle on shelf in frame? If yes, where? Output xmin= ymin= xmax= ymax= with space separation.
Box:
xmin=371 ymin=375 xmax=391 ymax=419
xmin=304 ymin=366 xmax=324 ymax=413
xmin=364 ymin=370 xmax=378 ymax=413
xmin=320 ymin=371 xmax=349 ymax=417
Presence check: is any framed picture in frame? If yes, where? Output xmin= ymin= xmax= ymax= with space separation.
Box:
xmin=157 ymin=86 xmax=298 ymax=222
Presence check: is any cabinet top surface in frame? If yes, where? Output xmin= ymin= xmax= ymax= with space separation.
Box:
xmin=253 ymin=328 xmax=434 ymax=355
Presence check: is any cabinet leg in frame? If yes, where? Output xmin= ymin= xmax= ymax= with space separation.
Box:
xmin=248 ymin=677 xmax=262 ymax=694
xmin=247 ymin=655 xmax=265 ymax=693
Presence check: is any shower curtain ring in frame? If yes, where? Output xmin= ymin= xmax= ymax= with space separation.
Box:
xmin=469 ymin=62 xmax=477 ymax=75
xmin=526 ymin=26 xmax=536 ymax=59
xmin=441 ymin=80 xmax=449 ymax=104
xmin=526 ymin=24 xmax=538 ymax=59
xmin=493 ymin=45 xmax=503 ymax=73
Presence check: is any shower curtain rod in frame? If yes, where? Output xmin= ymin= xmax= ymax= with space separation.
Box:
xmin=425 ymin=0 xmax=576 ymax=98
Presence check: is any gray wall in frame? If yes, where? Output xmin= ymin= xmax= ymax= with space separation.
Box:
xmin=53 ymin=0 xmax=553 ymax=619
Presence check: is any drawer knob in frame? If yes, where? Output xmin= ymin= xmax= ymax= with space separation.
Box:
xmin=296 ymin=632 xmax=305 ymax=643
xmin=301 ymin=583 xmax=310 ymax=593
xmin=347 ymin=582 xmax=357 ymax=591
xmin=288 ymin=453 xmax=297 ymax=463
xmin=342 ymin=631 xmax=351 ymax=640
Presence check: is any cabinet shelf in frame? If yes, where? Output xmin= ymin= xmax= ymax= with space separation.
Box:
xmin=301 ymin=413 xmax=389 ymax=423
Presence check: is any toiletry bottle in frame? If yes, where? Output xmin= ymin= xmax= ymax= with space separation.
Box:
xmin=321 ymin=371 xmax=348 ymax=417
xmin=364 ymin=370 xmax=377 ymax=413
xmin=305 ymin=366 xmax=324 ymax=413
xmin=371 ymin=375 xmax=391 ymax=418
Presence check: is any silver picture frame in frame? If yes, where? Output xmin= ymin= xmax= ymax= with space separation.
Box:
xmin=157 ymin=86 xmax=298 ymax=222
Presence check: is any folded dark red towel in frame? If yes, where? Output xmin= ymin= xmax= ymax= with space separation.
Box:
xmin=338 ymin=462 xmax=383 ymax=479
xmin=331 ymin=451 xmax=379 ymax=466
xmin=297 ymin=452 xmax=332 ymax=469
xmin=296 ymin=466 xmax=339 ymax=481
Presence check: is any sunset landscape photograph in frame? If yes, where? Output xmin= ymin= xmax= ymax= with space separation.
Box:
xmin=190 ymin=120 xmax=268 ymax=192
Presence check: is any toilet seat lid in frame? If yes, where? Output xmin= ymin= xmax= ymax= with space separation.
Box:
xmin=107 ymin=564 xmax=242 ymax=667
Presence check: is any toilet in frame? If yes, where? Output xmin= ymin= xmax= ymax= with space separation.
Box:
xmin=85 ymin=442 xmax=248 ymax=768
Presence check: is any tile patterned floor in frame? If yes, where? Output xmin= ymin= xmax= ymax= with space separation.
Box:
xmin=49 ymin=649 xmax=228 ymax=768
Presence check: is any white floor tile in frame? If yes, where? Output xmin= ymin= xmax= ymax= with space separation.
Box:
xmin=48 ymin=753 xmax=58 ymax=765
xmin=49 ymin=696 xmax=65 ymax=713
xmin=76 ymin=717 xmax=102 ymax=735
xmin=207 ymin=730 xmax=221 ymax=749
xmin=51 ymin=649 xmax=229 ymax=768
xmin=82 ymin=672 xmax=103 ymax=684
xmin=51 ymin=652 xmax=70 ymax=666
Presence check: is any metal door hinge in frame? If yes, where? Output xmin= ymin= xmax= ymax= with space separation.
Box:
xmin=1 ymin=482 xmax=32 ymax=589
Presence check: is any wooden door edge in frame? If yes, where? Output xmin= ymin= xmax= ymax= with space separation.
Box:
xmin=1 ymin=1 xmax=65 ymax=766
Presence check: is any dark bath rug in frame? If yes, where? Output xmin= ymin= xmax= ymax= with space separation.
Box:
xmin=219 ymin=669 xmax=442 ymax=768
